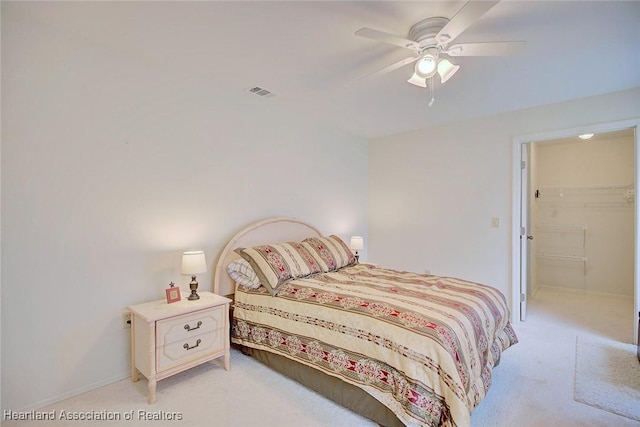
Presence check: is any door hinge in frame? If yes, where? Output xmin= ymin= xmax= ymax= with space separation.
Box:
xmin=520 ymin=226 xmax=526 ymax=236
xmin=521 ymin=160 xmax=526 ymax=169
xmin=521 ymin=293 xmax=526 ymax=301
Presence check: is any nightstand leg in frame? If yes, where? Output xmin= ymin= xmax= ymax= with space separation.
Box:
xmin=131 ymin=314 xmax=139 ymax=382
xmin=223 ymin=312 xmax=230 ymax=370
xmin=148 ymin=378 xmax=156 ymax=404
xmin=146 ymin=320 xmax=156 ymax=403
xmin=224 ymin=350 xmax=230 ymax=371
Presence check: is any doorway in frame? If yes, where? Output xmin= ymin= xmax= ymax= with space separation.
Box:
xmin=512 ymin=118 xmax=640 ymax=345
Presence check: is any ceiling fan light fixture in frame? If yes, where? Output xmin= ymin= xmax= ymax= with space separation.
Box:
xmin=415 ymin=54 xmax=438 ymax=78
xmin=437 ymin=59 xmax=460 ymax=84
xmin=407 ymin=72 xmax=427 ymax=88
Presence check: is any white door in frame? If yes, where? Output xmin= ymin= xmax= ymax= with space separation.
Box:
xmin=520 ymin=143 xmax=530 ymax=321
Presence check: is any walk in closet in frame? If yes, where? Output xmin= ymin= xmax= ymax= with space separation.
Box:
xmin=530 ymin=129 xmax=635 ymax=297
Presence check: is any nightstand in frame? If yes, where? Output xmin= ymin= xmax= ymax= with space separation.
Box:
xmin=129 ymin=291 xmax=231 ymax=403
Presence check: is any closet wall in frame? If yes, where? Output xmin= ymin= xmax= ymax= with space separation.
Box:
xmin=531 ymin=130 xmax=635 ymax=297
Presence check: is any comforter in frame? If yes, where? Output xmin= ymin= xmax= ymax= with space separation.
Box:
xmin=232 ymin=264 xmax=517 ymax=426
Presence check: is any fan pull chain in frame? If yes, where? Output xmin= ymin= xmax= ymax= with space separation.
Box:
xmin=428 ymin=77 xmax=435 ymax=107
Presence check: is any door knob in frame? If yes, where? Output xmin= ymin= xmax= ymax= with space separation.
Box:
xmin=527 ymin=235 xmax=534 ymax=240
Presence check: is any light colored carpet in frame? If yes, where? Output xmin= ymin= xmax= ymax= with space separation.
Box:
xmin=3 ymin=288 xmax=639 ymax=427
xmin=574 ymin=336 xmax=640 ymax=421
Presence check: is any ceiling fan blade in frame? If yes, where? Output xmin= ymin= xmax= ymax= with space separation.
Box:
xmin=445 ymin=41 xmax=526 ymax=56
xmin=355 ymin=27 xmax=420 ymax=51
xmin=359 ymin=56 xmax=420 ymax=80
xmin=436 ymin=0 xmax=500 ymax=44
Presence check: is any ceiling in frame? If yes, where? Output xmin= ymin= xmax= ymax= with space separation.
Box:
xmin=10 ymin=1 xmax=640 ymax=139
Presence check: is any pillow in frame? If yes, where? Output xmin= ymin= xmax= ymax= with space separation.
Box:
xmin=301 ymin=235 xmax=356 ymax=272
xmin=226 ymin=259 xmax=261 ymax=289
xmin=235 ymin=242 xmax=321 ymax=295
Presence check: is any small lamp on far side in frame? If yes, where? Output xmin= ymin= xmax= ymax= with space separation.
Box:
xmin=350 ymin=236 xmax=364 ymax=263
xmin=182 ymin=251 xmax=207 ymax=300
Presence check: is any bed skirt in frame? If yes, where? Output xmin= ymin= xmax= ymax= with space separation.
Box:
xmin=238 ymin=345 xmax=405 ymax=427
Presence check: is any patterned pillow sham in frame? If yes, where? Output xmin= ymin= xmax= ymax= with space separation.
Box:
xmin=301 ymin=235 xmax=356 ymax=272
xmin=235 ymin=242 xmax=322 ymax=295
xmin=226 ymin=259 xmax=262 ymax=289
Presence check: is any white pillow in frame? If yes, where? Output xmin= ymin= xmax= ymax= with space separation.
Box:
xmin=226 ymin=259 xmax=262 ymax=289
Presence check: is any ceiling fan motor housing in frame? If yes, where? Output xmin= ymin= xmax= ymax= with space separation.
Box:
xmin=408 ymin=17 xmax=450 ymax=53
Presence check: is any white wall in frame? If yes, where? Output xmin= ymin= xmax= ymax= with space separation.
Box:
xmin=1 ymin=7 xmax=368 ymax=411
xmin=369 ymin=88 xmax=640 ymax=309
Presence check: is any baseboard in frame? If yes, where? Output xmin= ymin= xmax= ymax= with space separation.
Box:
xmin=14 ymin=371 xmax=130 ymax=412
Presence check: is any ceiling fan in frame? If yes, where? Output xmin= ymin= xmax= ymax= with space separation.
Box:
xmin=355 ymin=0 xmax=525 ymax=105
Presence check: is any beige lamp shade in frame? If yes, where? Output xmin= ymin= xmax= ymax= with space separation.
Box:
xmin=181 ymin=251 xmax=207 ymax=275
xmin=350 ymin=236 xmax=364 ymax=251
xmin=437 ymin=59 xmax=460 ymax=84
xmin=407 ymin=72 xmax=428 ymax=88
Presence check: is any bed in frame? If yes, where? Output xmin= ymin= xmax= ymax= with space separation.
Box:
xmin=213 ymin=217 xmax=517 ymax=427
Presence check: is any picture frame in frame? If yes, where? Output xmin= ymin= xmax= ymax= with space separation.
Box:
xmin=165 ymin=282 xmax=181 ymax=304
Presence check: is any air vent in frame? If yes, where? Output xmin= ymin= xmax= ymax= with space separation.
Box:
xmin=247 ymin=86 xmax=276 ymax=99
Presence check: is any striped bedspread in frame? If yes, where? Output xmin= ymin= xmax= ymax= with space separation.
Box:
xmin=232 ymin=264 xmax=517 ymax=426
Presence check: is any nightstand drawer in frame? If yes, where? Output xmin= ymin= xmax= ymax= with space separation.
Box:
xmin=156 ymin=307 xmax=224 ymax=347
xmin=157 ymin=330 xmax=224 ymax=372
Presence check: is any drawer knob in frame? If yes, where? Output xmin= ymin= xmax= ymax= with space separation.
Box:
xmin=184 ymin=321 xmax=202 ymax=332
xmin=183 ymin=339 xmax=201 ymax=351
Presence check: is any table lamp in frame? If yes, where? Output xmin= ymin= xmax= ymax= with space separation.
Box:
xmin=349 ymin=236 xmax=364 ymax=263
xmin=182 ymin=251 xmax=207 ymax=300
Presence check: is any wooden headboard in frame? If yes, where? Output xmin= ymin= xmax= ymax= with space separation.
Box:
xmin=213 ymin=217 xmax=322 ymax=297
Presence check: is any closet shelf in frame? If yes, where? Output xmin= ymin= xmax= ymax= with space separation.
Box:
xmin=538 ymin=183 xmax=632 ymax=193
xmin=537 ymin=253 xmax=587 ymax=275
xmin=537 ymin=253 xmax=587 ymax=262
xmin=535 ymin=184 xmax=635 ymax=204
